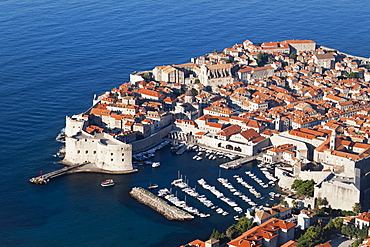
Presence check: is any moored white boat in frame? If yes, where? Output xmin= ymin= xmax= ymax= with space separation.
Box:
xmin=148 ymin=184 xmax=159 ymax=190
xmin=152 ymin=162 xmax=160 ymax=168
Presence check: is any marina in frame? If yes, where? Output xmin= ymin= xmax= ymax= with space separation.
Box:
xmin=130 ymin=143 xmax=284 ymax=222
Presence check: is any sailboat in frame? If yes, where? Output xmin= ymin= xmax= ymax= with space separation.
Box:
xmin=148 ymin=183 xmax=158 ymax=190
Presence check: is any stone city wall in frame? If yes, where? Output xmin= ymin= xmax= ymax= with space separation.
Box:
xmin=131 ymin=125 xmax=173 ymax=153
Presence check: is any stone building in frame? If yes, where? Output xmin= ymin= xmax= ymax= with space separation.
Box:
xmin=64 ymin=129 xmax=133 ymax=172
xmin=153 ymin=65 xmax=185 ymax=84
xmin=263 ymin=144 xmax=296 ymax=164
xmin=198 ymin=128 xmax=268 ymax=156
xmin=238 ymin=66 xmax=274 ymax=82
xmin=355 ymin=212 xmax=370 ymax=229
xmin=152 ymin=63 xmax=199 ymax=84
xmin=281 ymin=40 xmax=316 ymax=52
xmin=199 ymin=63 xmax=237 ymax=86
xmin=297 ymin=209 xmax=318 ymax=230
xmin=313 ymin=53 xmax=335 ymax=69
xmin=173 ymin=89 xmax=202 ymax=120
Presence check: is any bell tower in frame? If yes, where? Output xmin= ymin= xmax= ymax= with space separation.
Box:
xmin=329 ymin=129 xmax=336 ymax=150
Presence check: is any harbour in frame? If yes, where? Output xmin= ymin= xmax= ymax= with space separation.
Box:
xmin=2 ymin=0 xmax=370 ymax=246
xmin=124 ymin=143 xmax=284 ymax=223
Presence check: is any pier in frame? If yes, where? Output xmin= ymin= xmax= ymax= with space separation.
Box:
xmin=219 ymin=153 xmax=263 ymax=170
xmin=130 ymin=187 xmax=194 ymax=221
xmin=29 ymin=163 xmax=88 ymax=184
xmin=175 ymin=145 xmax=187 ymax=155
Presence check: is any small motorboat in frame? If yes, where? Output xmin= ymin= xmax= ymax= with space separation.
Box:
xmin=101 ymin=179 xmax=114 ymax=187
xmin=148 ymin=184 xmax=159 ymax=190
xmin=152 ymin=162 xmax=161 ymax=168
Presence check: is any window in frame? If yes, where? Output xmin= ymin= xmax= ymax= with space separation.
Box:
xmin=77 ymin=150 xmax=80 ymax=154
xmin=93 ymin=151 xmax=96 ymax=154
xmin=111 ymin=153 xmax=113 ymax=156
xmin=111 ymin=159 xmax=113 ymax=162
xmin=85 ymin=150 xmax=88 ymax=154
xmin=122 ymin=159 xmax=124 ymax=162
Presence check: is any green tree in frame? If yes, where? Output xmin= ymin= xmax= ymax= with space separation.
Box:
xmin=267 ymin=56 xmax=274 ymax=64
xmin=289 ymin=51 xmax=297 ymax=60
xmin=342 ymin=225 xmax=358 ymax=239
xmin=332 ymin=217 xmax=343 ymax=229
xmin=353 ymin=203 xmax=362 ymax=214
xmin=342 ymin=72 xmax=359 ymax=79
xmin=291 ymin=179 xmax=315 ymax=198
xmin=297 ymin=225 xmax=324 ymax=247
xmin=352 ymin=238 xmax=364 ymax=247
xmin=191 ymin=88 xmax=198 ymax=96
xmin=142 ymin=72 xmax=151 ymax=81
xmin=210 ymin=229 xmax=221 ymax=239
xmin=194 ymin=79 xmax=200 ymax=84
xmin=280 ymin=201 xmax=288 ymax=207
xmin=226 ymin=217 xmax=256 ymax=239
xmin=256 ymin=52 xmax=267 ymax=66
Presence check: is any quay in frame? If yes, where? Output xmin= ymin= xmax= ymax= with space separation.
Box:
xmin=30 ymin=162 xmax=138 ymax=184
xmin=176 ymin=145 xmax=187 ymax=155
xmin=219 ymin=153 xmax=263 ymax=170
xmin=29 ymin=163 xmax=88 ymax=184
xmin=130 ymin=187 xmax=194 ymax=221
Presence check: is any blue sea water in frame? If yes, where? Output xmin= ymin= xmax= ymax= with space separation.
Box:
xmin=0 ymin=0 xmax=370 ymax=246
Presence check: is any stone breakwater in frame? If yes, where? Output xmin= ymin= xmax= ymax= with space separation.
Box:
xmin=130 ymin=187 xmax=194 ymax=221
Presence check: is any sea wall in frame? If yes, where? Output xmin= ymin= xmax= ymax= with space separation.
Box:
xmin=130 ymin=187 xmax=194 ymax=221
xmin=131 ymin=125 xmax=173 ymax=153
xmin=319 ymin=45 xmax=370 ymax=63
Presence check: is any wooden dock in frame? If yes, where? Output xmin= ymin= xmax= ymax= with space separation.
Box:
xmin=219 ymin=153 xmax=263 ymax=170
xmin=29 ymin=163 xmax=88 ymax=184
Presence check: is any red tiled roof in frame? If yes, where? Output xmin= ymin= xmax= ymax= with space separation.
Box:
xmin=137 ymin=88 xmax=164 ymax=98
xmin=356 ymin=212 xmax=370 ymax=222
xmin=228 ymin=218 xmax=295 ymax=247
